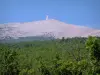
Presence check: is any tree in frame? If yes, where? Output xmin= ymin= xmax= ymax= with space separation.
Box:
xmin=86 ymin=36 xmax=100 ymax=61
xmin=61 ymin=37 xmax=65 ymax=42
xmin=86 ymin=36 xmax=100 ymax=74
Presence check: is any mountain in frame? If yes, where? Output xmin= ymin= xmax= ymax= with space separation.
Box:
xmin=0 ymin=19 xmax=100 ymax=41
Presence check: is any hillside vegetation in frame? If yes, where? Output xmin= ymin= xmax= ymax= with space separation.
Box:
xmin=0 ymin=37 xmax=100 ymax=75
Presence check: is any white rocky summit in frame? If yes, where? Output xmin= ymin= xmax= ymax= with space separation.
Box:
xmin=0 ymin=17 xmax=100 ymax=40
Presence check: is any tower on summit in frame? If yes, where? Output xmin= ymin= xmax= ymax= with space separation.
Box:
xmin=46 ymin=15 xmax=48 ymax=20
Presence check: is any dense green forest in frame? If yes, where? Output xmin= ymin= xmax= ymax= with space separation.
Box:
xmin=0 ymin=36 xmax=100 ymax=75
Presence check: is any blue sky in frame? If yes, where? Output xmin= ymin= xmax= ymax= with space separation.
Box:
xmin=0 ymin=0 xmax=100 ymax=29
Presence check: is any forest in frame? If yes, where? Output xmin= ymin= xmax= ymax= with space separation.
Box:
xmin=0 ymin=36 xmax=100 ymax=75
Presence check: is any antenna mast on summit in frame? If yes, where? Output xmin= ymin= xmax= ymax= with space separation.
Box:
xmin=46 ymin=15 xmax=48 ymax=20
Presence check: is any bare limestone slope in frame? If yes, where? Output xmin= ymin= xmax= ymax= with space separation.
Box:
xmin=0 ymin=19 xmax=100 ymax=39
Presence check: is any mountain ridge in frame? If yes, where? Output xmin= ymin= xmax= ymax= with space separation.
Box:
xmin=0 ymin=19 xmax=100 ymax=40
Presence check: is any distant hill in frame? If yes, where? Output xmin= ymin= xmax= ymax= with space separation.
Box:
xmin=0 ymin=19 xmax=100 ymax=42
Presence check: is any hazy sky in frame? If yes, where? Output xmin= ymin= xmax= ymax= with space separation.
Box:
xmin=0 ymin=0 xmax=100 ymax=29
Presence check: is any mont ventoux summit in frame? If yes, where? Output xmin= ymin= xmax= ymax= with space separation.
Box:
xmin=0 ymin=15 xmax=100 ymax=41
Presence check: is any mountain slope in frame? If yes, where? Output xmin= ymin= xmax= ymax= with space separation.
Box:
xmin=0 ymin=19 xmax=100 ymax=40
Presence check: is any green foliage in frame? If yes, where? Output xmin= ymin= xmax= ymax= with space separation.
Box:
xmin=86 ymin=36 xmax=100 ymax=74
xmin=19 ymin=68 xmax=35 ymax=75
xmin=0 ymin=48 xmax=19 ymax=75
xmin=86 ymin=36 xmax=100 ymax=62
xmin=0 ymin=37 xmax=100 ymax=75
